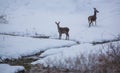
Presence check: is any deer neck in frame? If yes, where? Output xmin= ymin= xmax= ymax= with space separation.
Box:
xmin=57 ymin=24 xmax=60 ymax=30
xmin=93 ymin=11 xmax=97 ymax=17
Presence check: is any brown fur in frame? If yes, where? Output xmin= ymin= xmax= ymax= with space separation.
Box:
xmin=88 ymin=8 xmax=99 ymax=27
xmin=55 ymin=22 xmax=69 ymax=40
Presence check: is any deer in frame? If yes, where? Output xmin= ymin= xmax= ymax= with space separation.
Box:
xmin=88 ymin=8 xmax=99 ymax=27
xmin=55 ymin=21 xmax=69 ymax=40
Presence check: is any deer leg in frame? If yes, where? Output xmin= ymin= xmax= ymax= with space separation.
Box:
xmin=89 ymin=22 xmax=90 ymax=27
xmin=66 ymin=33 xmax=69 ymax=40
xmin=67 ymin=33 xmax=69 ymax=40
xmin=59 ymin=34 xmax=62 ymax=39
xmin=89 ymin=21 xmax=92 ymax=27
xmin=92 ymin=21 xmax=94 ymax=26
xmin=66 ymin=34 xmax=67 ymax=40
xmin=88 ymin=21 xmax=90 ymax=27
xmin=94 ymin=21 xmax=96 ymax=26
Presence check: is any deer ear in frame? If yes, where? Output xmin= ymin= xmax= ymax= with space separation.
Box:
xmin=58 ymin=21 xmax=60 ymax=24
xmin=55 ymin=21 xmax=60 ymax=24
xmin=55 ymin=21 xmax=57 ymax=24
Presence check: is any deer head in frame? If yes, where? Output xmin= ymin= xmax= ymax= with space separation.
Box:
xmin=94 ymin=8 xmax=99 ymax=13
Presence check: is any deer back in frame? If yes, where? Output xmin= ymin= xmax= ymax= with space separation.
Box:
xmin=59 ymin=27 xmax=69 ymax=33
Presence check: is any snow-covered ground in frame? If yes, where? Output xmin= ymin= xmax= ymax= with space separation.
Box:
xmin=0 ymin=64 xmax=24 ymax=73
xmin=0 ymin=0 xmax=120 ymax=43
xmin=32 ymin=41 xmax=120 ymax=67
xmin=0 ymin=0 xmax=120 ymax=72
xmin=32 ymin=43 xmax=102 ymax=66
xmin=0 ymin=35 xmax=75 ymax=60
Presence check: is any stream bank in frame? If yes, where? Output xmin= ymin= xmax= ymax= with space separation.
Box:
xmin=0 ymin=34 xmax=120 ymax=73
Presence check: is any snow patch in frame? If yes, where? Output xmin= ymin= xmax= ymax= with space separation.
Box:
xmin=0 ymin=64 xmax=24 ymax=73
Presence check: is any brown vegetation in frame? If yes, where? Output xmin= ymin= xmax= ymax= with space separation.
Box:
xmin=29 ymin=43 xmax=120 ymax=73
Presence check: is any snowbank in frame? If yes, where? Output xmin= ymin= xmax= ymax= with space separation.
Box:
xmin=0 ymin=35 xmax=75 ymax=60
xmin=31 ymin=43 xmax=101 ymax=65
xmin=0 ymin=64 xmax=24 ymax=73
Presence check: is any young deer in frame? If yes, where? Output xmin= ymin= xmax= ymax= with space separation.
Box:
xmin=88 ymin=8 xmax=99 ymax=27
xmin=55 ymin=21 xmax=69 ymax=40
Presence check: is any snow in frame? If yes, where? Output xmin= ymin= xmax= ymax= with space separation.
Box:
xmin=0 ymin=64 xmax=24 ymax=73
xmin=0 ymin=0 xmax=120 ymax=72
xmin=32 ymin=41 xmax=120 ymax=66
xmin=0 ymin=35 xmax=75 ymax=60
xmin=31 ymin=43 xmax=102 ymax=65
xmin=0 ymin=0 xmax=120 ymax=43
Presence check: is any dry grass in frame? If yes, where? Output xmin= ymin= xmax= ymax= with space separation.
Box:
xmin=29 ymin=43 xmax=120 ymax=73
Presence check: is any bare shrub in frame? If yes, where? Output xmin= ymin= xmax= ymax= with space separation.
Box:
xmin=0 ymin=15 xmax=8 ymax=24
xmin=30 ymin=43 xmax=120 ymax=73
xmin=90 ymin=43 xmax=120 ymax=73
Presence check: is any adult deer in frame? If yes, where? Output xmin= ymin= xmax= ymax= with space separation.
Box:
xmin=88 ymin=8 xmax=99 ymax=27
xmin=55 ymin=21 xmax=69 ymax=40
